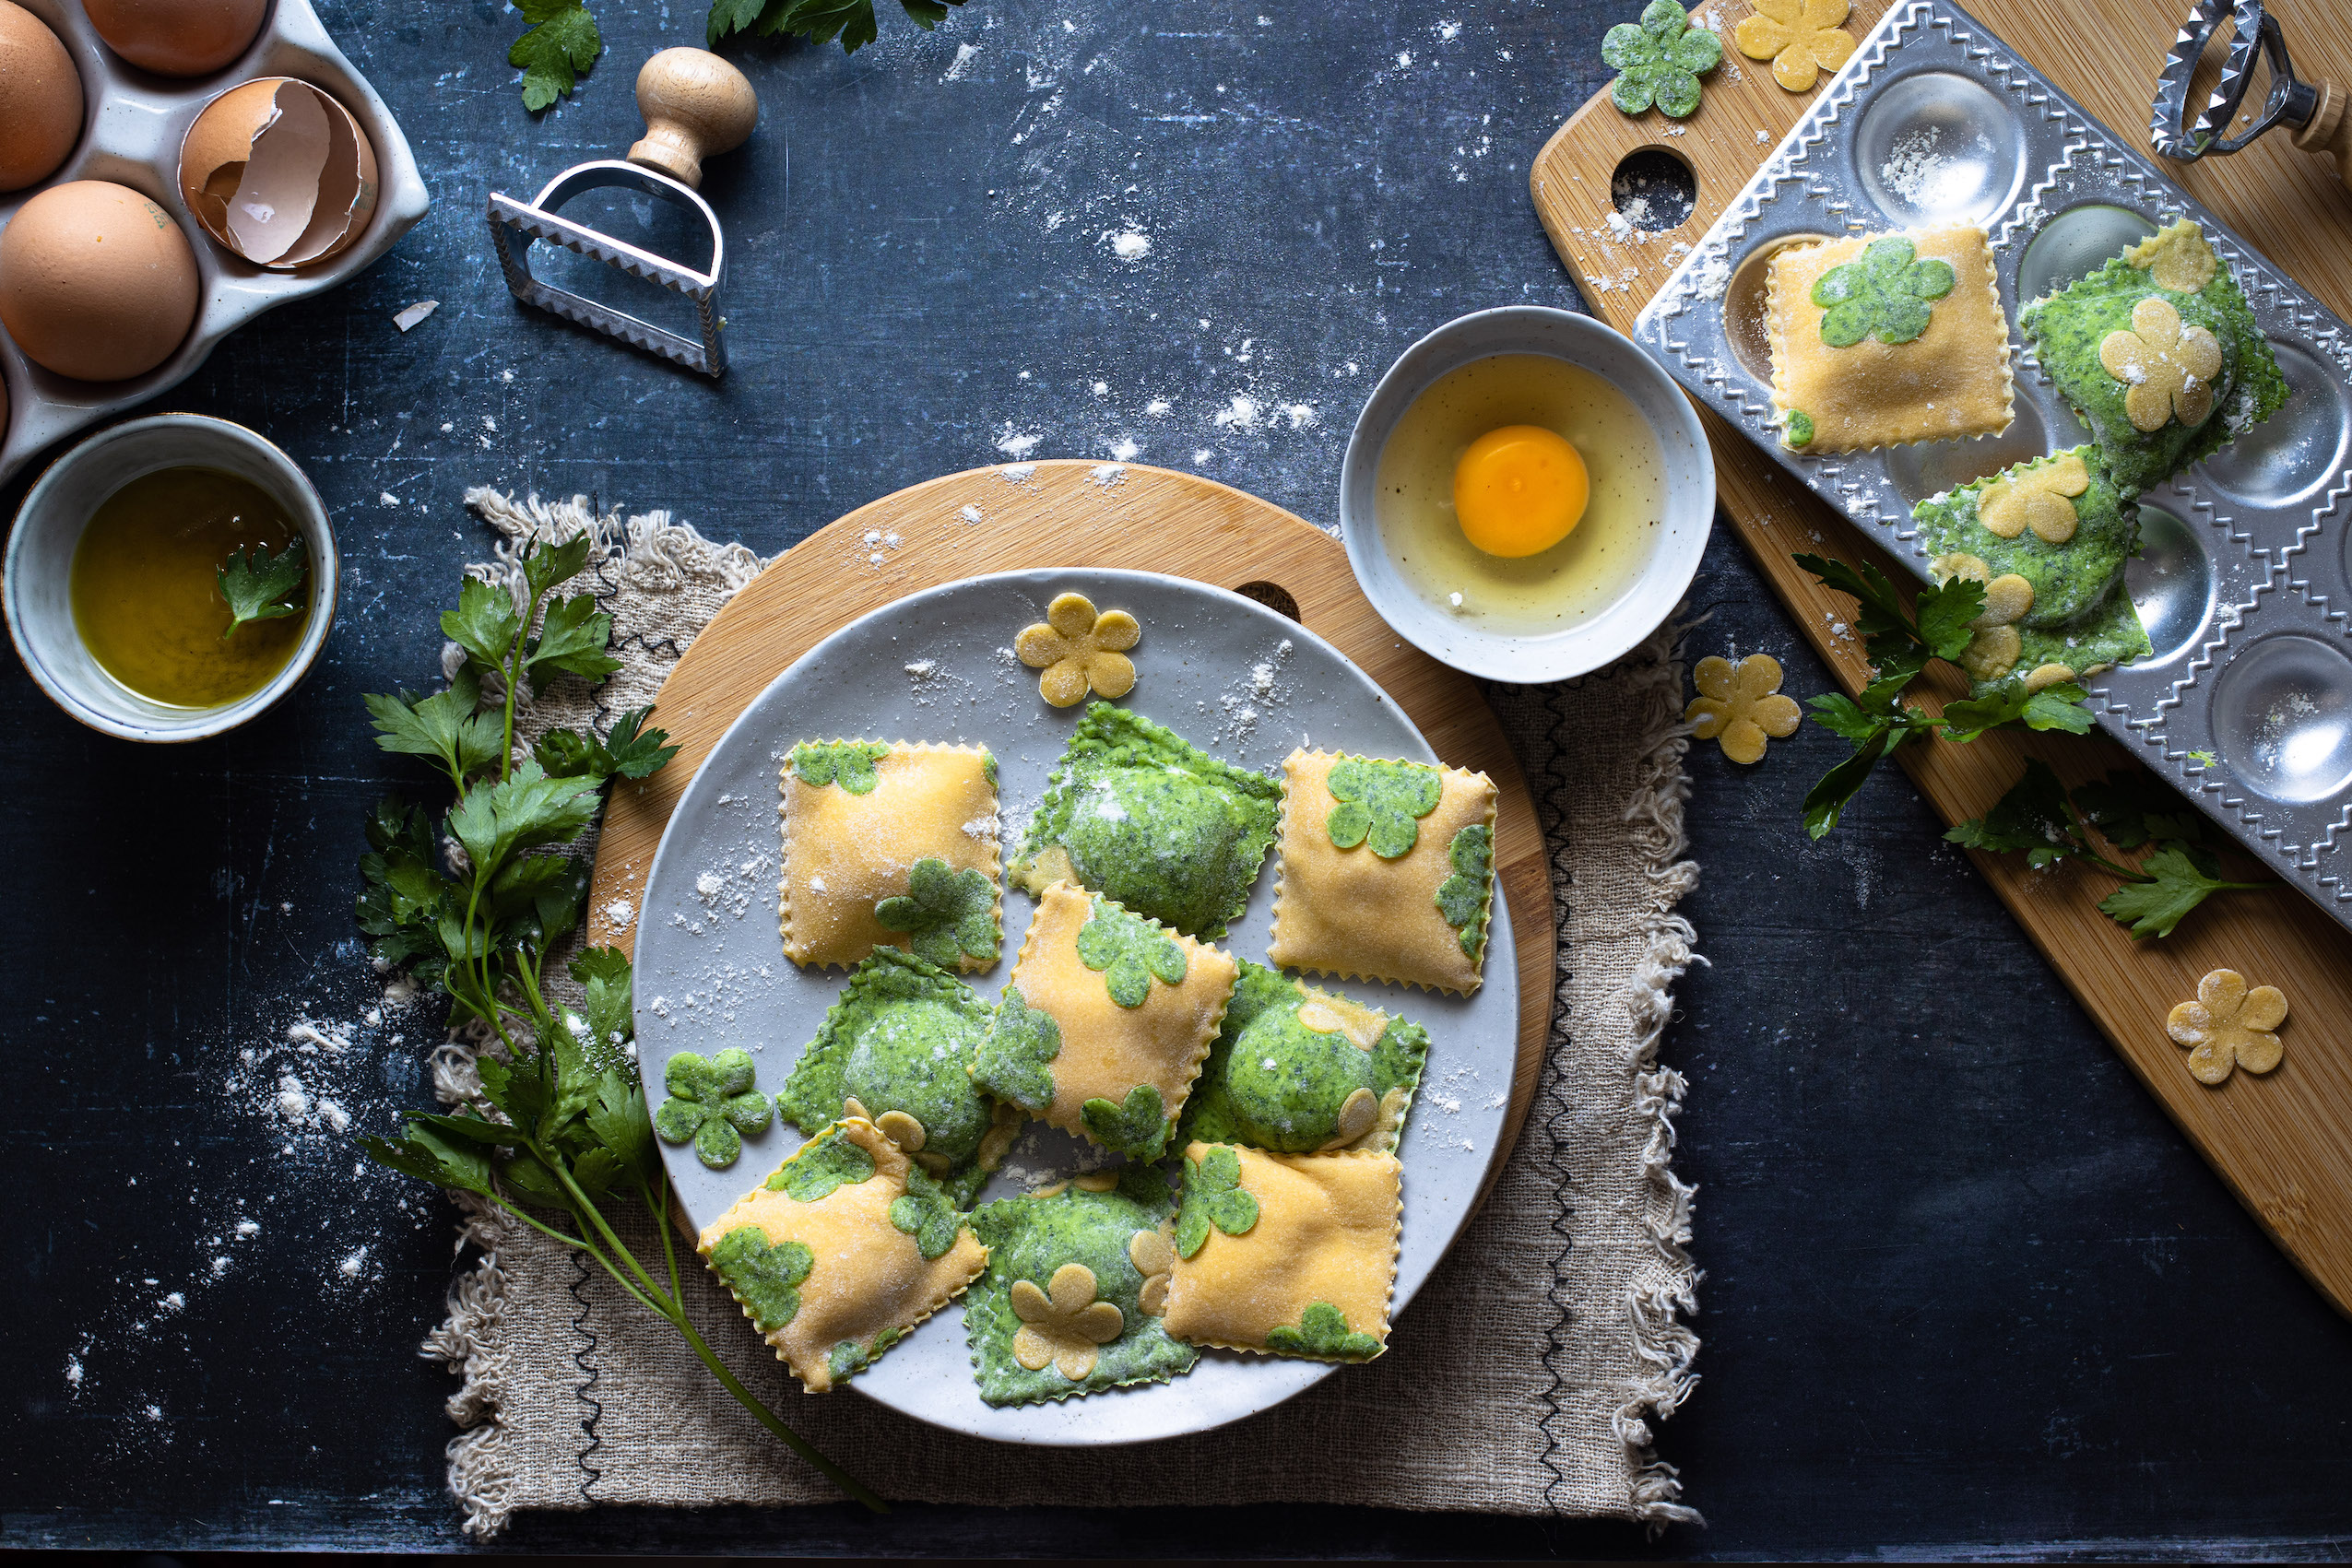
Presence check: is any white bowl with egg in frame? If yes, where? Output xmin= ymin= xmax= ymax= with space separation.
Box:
xmin=6 ymin=413 xmax=337 ymax=741
xmin=1339 ymin=306 xmax=1713 ymax=683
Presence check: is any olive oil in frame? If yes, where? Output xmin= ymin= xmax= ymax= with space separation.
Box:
xmin=70 ymin=467 xmax=308 ymax=709
xmin=1376 ymin=354 xmax=1665 ymax=634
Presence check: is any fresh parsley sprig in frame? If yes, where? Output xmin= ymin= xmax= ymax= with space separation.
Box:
xmin=218 ymin=541 xmax=308 ymax=640
xmin=708 ymin=0 xmax=961 ymax=54
xmin=1793 ymin=553 xmax=2093 ymax=839
xmin=511 ymin=0 xmax=603 ymax=111
xmin=351 ymin=536 xmax=874 ymax=1509
xmin=1947 ymin=759 xmax=2270 ymax=938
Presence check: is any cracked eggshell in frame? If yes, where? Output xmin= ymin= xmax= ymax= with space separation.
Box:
xmin=178 ymin=77 xmax=378 ymax=269
xmin=0 ymin=0 xmax=83 ymax=192
xmin=0 ymin=180 xmax=201 ymax=382
xmin=84 ymin=0 xmax=266 ymax=76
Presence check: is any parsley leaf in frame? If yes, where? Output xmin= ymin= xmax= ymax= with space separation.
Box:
xmin=708 ymin=0 xmax=963 ymax=54
xmin=534 ymin=706 xmax=679 ymax=785
xmin=510 ymin=0 xmax=603 ymax=111
xmin=2097 ymin=846 xmax=2250 ymax=939
xmin=443 ymin=578 xmax=523 ymax=677
xmin=365 ymin=668 xmax=503 ymax=791
xmin=526 ymin=594 xmax=624 ymax=687
xmin=218 ymin=541 xmax=307 ymax=640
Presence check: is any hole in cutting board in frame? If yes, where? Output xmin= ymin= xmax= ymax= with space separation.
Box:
xmin=1721 ymin=233 xmax=1834 ymax=382
xmin=1232 ymin=580 xmax=1301 ymax=621
xmin=1610 ymin=148 xmax=1696 ymax=231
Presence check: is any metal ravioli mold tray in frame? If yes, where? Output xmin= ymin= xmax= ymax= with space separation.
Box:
xmin=1635 ymin=0 xmax=2352 ymax=930
xmin=0 ymin=0 xmax=430 ymax=488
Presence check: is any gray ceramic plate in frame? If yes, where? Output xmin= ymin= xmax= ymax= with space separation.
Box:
xmin=633 ymin=568 xmax=1519 ymax=1444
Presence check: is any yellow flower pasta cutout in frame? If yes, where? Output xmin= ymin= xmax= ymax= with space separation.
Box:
xmin=1010 ymin=1261 xmax=1126 ymax=1379
xmin=1016 ymin=592 xmax=1141 ymax=707
xmin=2167 ymin=968 xmax=2287 ymax=1085
xmin=2098 ymin=297 xmax=2223 ymax=433
xmin=1978 ymin=451 xmax=2090 ymax=544
xmin=1734 ymin=0 xmax=1857 ymax=92
xmin=1932 ymin=553 xmax=2037 ymax=685
xmin=1684 ymin=654 xmax=1802 ymax=764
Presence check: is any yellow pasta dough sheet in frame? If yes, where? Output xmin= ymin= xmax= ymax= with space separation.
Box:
xmin=1766 ymin=224 xmax=2014 ymax=453
xmin=1161 ymin=1141 xmax=1401 ymax=1361
xmin=1266 ymin=749 xmax=1497 ymax=995
xmin=698 ymin=1117 xmax=988 ymax=1392
xmin=777 ymin=740 xmax=1000 ymax=973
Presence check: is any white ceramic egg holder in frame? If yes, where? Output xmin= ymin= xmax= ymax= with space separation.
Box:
xmin=0 ymin=0 xmax=428 ymax=489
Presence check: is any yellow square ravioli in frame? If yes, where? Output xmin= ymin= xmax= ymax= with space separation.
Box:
xmin=699 ymin=1117 xmax=988 ymax=1392
xmin=971 ymin=881 xmax=1236 ymax=1161
xmin=1266 ymin=750 xmax=1496 ymax=995
xmin=779 ymin=740 xmax=1000 ymax=973
xmin=1767 ymin=225 xmax=2013 ymax=454
xmin=1161 ymin=1142 xmax=1401 ymax=1360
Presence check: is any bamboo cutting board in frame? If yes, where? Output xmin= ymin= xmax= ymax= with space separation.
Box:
xmin=1531 ymin=0 xmax=2352 ymax=1310
xmin=584 ymin=462 xmax=1555 ymax=1181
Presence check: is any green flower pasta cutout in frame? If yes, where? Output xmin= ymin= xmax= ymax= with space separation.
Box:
xmin=1435 ymin=822 xmax=1495 ymax=960
xmin=775 ymin=948 xmax=1008 ymax=1207
xmin=1811 ymin=236 xmax=1956 ymax=347
xmin=653 ymin=1047 xmax=774 ymax=1170
xmin=888 ymin=1167 xmax=964 ymax=1261
xmin=1010 ymin=701 xmax=1282 ymax=939
xmin=1075 ymin=896 xmax=1188 ymax=1008
xmin=874 ymin=856 xmax=999 ymax=970
xmin=1781 ymin=409 xmax=1815 ymax=450
xmin=826 ymin=1327 xmax=904 ymax=1384
xmin=1602 ymin=0 xmax=1723 ymax=119
xmin=790 ymin=739 xmax=890 ymax=794
xmin=1324 ymin=758 xmax=1444 ymax=858
xmin=706 ymin=1226 xmax=814 ymax=1335
xmin=1175 ymin=1145 xmax=1260 ymax=1257
xmin=974 ymin=989 xmax=1062 ymax=1114
xmin=1264 ymin=1301 xmax=1383 ymax=1362
xmin=1081 ymin=1082 xmax=1169 ymax=1159
xmin=764 ymin=1124 xmax=879 ymax=1203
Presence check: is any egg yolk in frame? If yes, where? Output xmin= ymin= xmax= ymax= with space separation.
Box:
xmin=1452 ymin=425 xmax=1590 ymax=558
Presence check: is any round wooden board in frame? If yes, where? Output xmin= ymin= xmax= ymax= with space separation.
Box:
xmin=586 ymin=460 xmax=1555 ymax=1186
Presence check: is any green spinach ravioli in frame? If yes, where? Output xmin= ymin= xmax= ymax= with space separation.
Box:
xmin=2018 ymin=219 xmax=2286 ymax=494
xmin=1912 ymin=446 xmax=2138 ymax=631
xmin=775 ymin=947 xmax=1017 ymax=1207
xmin=1180 ymin=961 xmax=1432 ymax=1154
xmin=1009 ymin=701 xmax=1282 ymax=939
xmin=963 ymin=1169 xmax=1196 ymax=1407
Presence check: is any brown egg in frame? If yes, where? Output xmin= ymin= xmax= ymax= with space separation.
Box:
xmin=84 ymin=0 xmax=264 ymax=76
xmin=0 ymin=181 xmax=202 ymax=382
xmin=0 ymin=0 xmax=82 ymax=191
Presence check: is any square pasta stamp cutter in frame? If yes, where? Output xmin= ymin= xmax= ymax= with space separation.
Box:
xmin=489 ymin=48 xmax=759 ymax=376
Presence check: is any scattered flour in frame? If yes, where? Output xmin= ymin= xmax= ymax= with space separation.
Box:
xmin=1105 ymin=228 xmax=1152 ymax=263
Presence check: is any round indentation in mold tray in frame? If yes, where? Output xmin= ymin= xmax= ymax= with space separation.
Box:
xmin=1722 ymin=233 xmax=1834 ymax=383
xmin=2015 ymin=204 xmax=2157 ymax=307
xmin=2212 ymin=634 xmax=2352 ymax=804
xmin=2126 ymin=504 xmax=2216 ymax=664
xmin=2195 ymin=341 xmax=2351 ymax=508
xmin=1852 ymin=72 xmax=2027 ymax=229
xmin=1882 ymin=400 xmax=2050 ymax=505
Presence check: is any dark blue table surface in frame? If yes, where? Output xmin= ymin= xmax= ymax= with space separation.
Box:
xmin=5 ymin=0 xmax=2350 ymax=1556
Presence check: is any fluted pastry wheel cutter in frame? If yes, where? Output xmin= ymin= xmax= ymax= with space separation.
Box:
xmin=2150 ymin=0 xmax=2351 ymax=183
xmin=490 ymin=48 xmax=759 ymax=376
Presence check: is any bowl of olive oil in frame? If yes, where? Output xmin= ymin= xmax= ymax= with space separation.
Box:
xmin=1339 ymin=306 xmax=1713 ymax=683
xmin=6 ymin=414 xmax=337 ymax=740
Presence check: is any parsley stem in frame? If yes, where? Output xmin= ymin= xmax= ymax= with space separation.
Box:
xmin=668 ymin=1307 xmax=891 ymax=1514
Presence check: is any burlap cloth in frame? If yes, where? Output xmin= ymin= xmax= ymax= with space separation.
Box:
xmin=424 ymin=491 xmax=1703 ymax=1538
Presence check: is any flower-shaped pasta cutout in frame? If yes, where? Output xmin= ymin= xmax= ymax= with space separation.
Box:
xmin=2099 ymin=297 xmax=2223 ymax=433
xmin=1010 ymin=1261 xmax=1125 ymax=1379
xmin=2167 ymin=968 xmax=2287 ymax=1085
xmin=654 ymin=1048 xmax=774 ymax=1169
xmin=1129 ymin=1227 xmax=1176 ymax=1316
xmin=1684 ymin=654 xmax=1802 ymax=764
xmin=1016 ymin=593 xmax=1141 ymax=707
xmin=1811 ymin=236 xmax=1956 ymax=347
xmin=1734 ymin=0 xmax=1856 ymax=92
xmin=1979 ymin=453 xmax=2091 ymax=544
xmin=1933 ymin=556 xmax=2033 ymax=681
xmin=1603 ymin=0 xmax=1723 ymax=119
xmin=872 ymin=856 xmax=997 ymax=970
xmin=2126 ymin=221 xmax=2220 ymax=294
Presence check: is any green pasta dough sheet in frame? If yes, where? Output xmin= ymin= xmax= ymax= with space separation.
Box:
xmin=1179 ymin=961 xmax=1432 ymax=1154
xmin=776 ymin=947 xmax=1014 ymax=1207
xmin=1911 ymin=447 xmax=2139 ymax=630
xmin=963 ymin=1169 xmax=1196 ymax=1407
xmin=1009 ymin=701 xmax=1282 ymax=939
xmin=2006 ymin=589 xmax=2154 ymax=696
xmin=2018 ymin=220 xmax=2286 ymax=495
